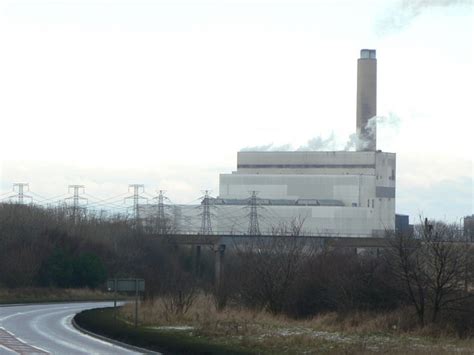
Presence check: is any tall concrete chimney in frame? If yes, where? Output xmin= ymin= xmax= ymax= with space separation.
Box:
xmin=356 ymin=49 xmax=377 ymax=151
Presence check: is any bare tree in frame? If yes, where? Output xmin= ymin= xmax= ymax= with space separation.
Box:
xmin=232 ymin=217 xmax=317 ymax=314
xmin=389 ymin=229 xmax=427 ymax=325
xmin=160 ymin=260 xmax=198 ymax=318
xmin=388 ymin=218 xmax=473 ymax=325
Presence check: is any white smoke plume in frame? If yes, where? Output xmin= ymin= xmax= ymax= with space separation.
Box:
xmin=241 ymin=113 xmax=401 ymax=152
xmin=297 ymin=132 xmax=337 ymax=151
xmin=240 ymin=133 xmax=337 ymax=152
xmin=376 ymin=0 xmax=472 ymax=36
xmin=344 ymin=113 xmax=401 ymax=151
xmin=372 ymin=112 xmax=401 ymax=128
xmin=240 ymin=143 xmax=292 ymax=152
xmin=344 ymin=133 xmax=360 ymax=151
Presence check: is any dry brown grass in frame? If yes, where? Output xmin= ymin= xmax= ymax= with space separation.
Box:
xmin=307 ymin=308 xmax=419 ymax=334
xmin=122 ymin=294 xmax=292 ymax=333
xmin=119 ymin=294 xmax=474 ymax=354
xmin=0 ymin=287 xmax=113 ymax=303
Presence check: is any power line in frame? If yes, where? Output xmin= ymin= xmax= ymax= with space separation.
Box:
xmin=10 ymin=183 xmax=32 ymax=204
xmin=83 ymin=192 xmax=131 ymax=210
xmin=84 ymin=197 xmax=128 ymax=209
xmin=86 ymin=201 xmax=129 ymax=209
xmin=83 ymin=192 xmax=129 ymax=203
xmin=29 ymin=192 xmax=69 ymax=204
xmin=0 ymin=190 xmax=13 ymax=197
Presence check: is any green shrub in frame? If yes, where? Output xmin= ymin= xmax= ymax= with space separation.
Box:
xmin=39 ymin=249 xmax=106 ymax=289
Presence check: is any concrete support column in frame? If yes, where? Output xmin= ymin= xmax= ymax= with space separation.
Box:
xmin=214 ymin=244 xmax=226 ymax=289
xmin=194 ymin=245 xmax=201 ymax=276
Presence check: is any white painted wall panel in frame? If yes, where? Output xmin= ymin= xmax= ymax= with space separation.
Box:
xmin=141 ymin=152 xmax=396 ymax=238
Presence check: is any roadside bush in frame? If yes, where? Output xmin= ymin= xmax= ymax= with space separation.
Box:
xmin=38 ymin=249 xmax=106 ymax=289
xmin=1 ymin=202 xmax=472 ymax=338
xmin=440 ymin=297 xmax=474 ymax=338
xmin=73 ymin=253 xmax=107 ymax=288
xmin=227 ymin=248 xmax=403 ymax=319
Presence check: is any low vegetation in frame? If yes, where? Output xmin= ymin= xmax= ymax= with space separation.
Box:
xmin=107 ymin=295 xmax=474 ymax=354
xmin=0 ymin=287 xmax=115 ymax=304
xmin=75 ymin=307 xmax=250 ymax=355
xmin=1 ymin=202 xmax=473 ymax=352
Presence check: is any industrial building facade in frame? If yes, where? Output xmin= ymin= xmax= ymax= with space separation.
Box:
xmin=145 ymin=149 xmax=396 ymax=237
xmin=142 ymin=49 xmax=397 ymax=238
xmin=216 ymin=150 xmax=396 ymax=237
xmin=209 ymin=49 xmax=396 ymax=237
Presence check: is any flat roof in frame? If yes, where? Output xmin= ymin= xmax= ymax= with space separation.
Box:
xmin=209 ymin=197 xmax=344 ymax=207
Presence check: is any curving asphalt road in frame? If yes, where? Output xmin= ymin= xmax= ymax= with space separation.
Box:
xmin=0 ymin=302 xmax=141 ymax=355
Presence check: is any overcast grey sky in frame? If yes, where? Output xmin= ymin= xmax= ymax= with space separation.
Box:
xmin=0 ymin=0 xmax=472 ymax=222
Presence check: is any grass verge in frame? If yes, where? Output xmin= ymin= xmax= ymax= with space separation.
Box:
xmin=74 ymin=302 xmax=474 ymax=354
xmin=0 ymin=287 xmax=122 ymax=304
xmin=74 ymin=307 xmax=252 ymax=355
xmin=116 ymin=295 xmax=474 ymax=354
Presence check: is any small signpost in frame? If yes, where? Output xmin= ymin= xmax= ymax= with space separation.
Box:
xmin=107 ymin=278 xmax=145 ymax=327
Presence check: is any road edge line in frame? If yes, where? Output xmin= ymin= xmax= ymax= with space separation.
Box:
xmin=71 ymin=313 xmax=159 ymax=355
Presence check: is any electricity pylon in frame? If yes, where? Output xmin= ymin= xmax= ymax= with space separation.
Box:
xmin=153 ymin=190 xmax=167 ymax=234
xmin=125 ymin=184 xmax=148 ymax=228
xmin=10 ymin=183 xmax=32 ymax=204
xmin=247 ymin=191 xmax=261 ymax=236
xmin=65 ymin=185 xmax=87 ymax=223
xmin=200 ymin=190 xmax=213 ymax=235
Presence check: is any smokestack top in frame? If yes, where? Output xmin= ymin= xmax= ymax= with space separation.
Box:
xmin=360 ymin=49 xmax=376 ymax=59
xmin=356 ymin=48 xmax=377 ymax=151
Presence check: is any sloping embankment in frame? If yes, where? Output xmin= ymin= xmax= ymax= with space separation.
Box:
xmin=73 ymin=307 xmax=251 ymax=355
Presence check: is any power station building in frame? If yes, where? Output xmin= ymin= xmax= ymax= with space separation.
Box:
xmin=208 ymin=49 xmax=395 ymax=237
xmin=215 ymin=150 xmax=395 ymax=237
xmin=144 ymin=49 xmax=397 ymax=237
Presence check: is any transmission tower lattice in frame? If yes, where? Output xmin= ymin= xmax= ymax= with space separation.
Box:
xmin=125 ymin=184 xmax=148 ymax=226
xmin=200 ymin=190 xmax=213 ymax=235
xmin=10 ymin=183 xmax=32 ymax=204
xmin=247 ymin=191 xmax=261 ymax=236
xmin=65 ymin=185 xmax=87 ymax=223
xmin=154 ymin=190 xmax=167 ymax=234
xmin=173 ymin=205 xmax=182 ymax=233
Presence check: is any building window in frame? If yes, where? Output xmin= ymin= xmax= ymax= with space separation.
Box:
xmin=367 ymin=199 xmax=370 ymax=207
xmin=372 ymin=199 xmax=374 ymax=208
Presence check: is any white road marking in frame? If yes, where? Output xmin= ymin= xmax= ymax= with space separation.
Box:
xmin=0 ymin=344 xmax=18 ymax=354
xmin=61 ymin=313 xmax=129 ymax=350
xmin=64 ymin=312 xmax=142 ymax=353
xmin=0 ymin=307 xmax=57 ymax=322
xmin=0 ymin=303 xmax=139 ymax=355
xmin=0 ymin=328 xmax=49 ymax=354
xmin=30 ymin=308 xmax=98 ymax=354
